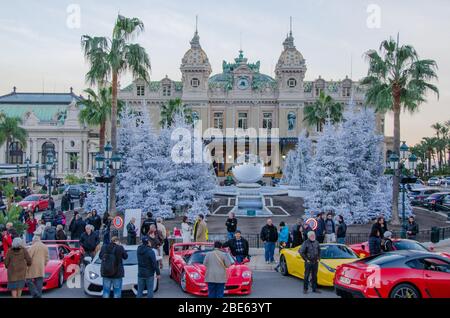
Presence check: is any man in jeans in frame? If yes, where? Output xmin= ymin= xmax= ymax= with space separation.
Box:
xmin=223 ymin=230 xmax=249 ymax=263
xmin=137 ymin=237 xmax=160 ymax=298
xmin=299 ymin=231 xmax=321 ymax=294
xmin=260 ymin=218 xmax=278 ymax=264
xmin=26 ymin=234 xmax=49 ymax=298
xmin=203 ymin=241 xmax=232 ymax=298
xmin=100 ymin=236 xmax=128 ymax=298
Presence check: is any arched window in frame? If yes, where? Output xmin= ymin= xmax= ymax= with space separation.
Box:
xmin=8 ymin=142 xmax=23 ymax=164
xmin=41 ymin=142 xmax=55 ymax=163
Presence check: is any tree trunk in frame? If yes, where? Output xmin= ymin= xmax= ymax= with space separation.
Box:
xmin=391 ymin=86 xmax=401 ymax=226
xmin=5 ymin=137 xmax=10 ymax=164
xmin=110 ymin=72 xmax=118 ymax=216
xmin=99 ymin=121 xmax=106 ymax=152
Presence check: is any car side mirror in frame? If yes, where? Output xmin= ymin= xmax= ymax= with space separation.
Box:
xmin=84 ymin=256 xmax=92 ymax=264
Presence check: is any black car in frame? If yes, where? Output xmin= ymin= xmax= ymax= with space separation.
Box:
xmin=407 ymin=188 xmax=441 ymax=206
xmin=423 ymin=192 xmax=450 ymax=211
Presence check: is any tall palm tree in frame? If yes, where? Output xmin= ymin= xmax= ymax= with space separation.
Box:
xmin=78 ymin=87 xmax=124 ymax=152
xmin=303 ymin=91 xmax=343 ymax=132
xmin=439 ymin=125 xmax=449 ymax=166
xmin=81 ymin=15 xmax=151 ymax=215
xmin=431 ymin=122 xmax=444 ymax=167
xmin=160 ymin=98 xmax=193 ymax=127
xmin=422 ymin=137 xmax=436 ymax=176
xmin=361 ymin=36 xmax=439 ymax=225
xmin=0 ymin=116 xmax=27 ymax=164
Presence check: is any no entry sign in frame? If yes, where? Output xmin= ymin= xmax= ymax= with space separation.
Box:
xmin=113 ymin=216 xmax=124 ymax=229
xmin=305 ymin=218 xmax=318 ymax=231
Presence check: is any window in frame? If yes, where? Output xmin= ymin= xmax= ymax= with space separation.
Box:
xmin=238 ymin=113 xmax=248 ymax=129
xmin=191 ymin=78 xmax=200 ymax=88
xmin=8 ymin=142 xmax=23 ymax=164
xmin=213 ymin=112 xmax=224 ymax=129
xmin=287 ymin=78 xmax=297 ymax=88
xmin=136 ymin=85 xmax=145 ymax=96
xmin=41 ymin=142 xmax=55 ymax=164
xmin=262 ymin=113 xmax=273 ymax=129
xmin=69 ymin=152 xmax=79 ymax=171
xmin=342 ymin=87 xmax=351 ymax=97
xmin=162 ymin=85 xmax=171 ymax=96
xmin=315 ymin=87 xmax=322 ymax=96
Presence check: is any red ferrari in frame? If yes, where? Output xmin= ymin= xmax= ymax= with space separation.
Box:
xmin=169 ymin=243 xmax=252 ymax=296
xmin=0 ymin=241 xmax=82 ymax=292
xmin=350 ymin=239 xmax=450 ymax=259
xmin=17 ymin=194 xmax=49 ymax=213
xmin=334 ymin=250 xmax=450 ymax=298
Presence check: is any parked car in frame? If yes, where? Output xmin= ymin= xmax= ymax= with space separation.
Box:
xmin=407 ymin=188 xmax=441 ymax=206
xmin=16 ymin=194 xmax=50 ymax=213
xmin=83 ymin=245 xmax=161 ymax=297
xmin=427 ymin=177 xmax=441 ymax=186
xmin=334 ymin=250 xmax=450 ymax=298
xmin=442 ymin=177 xmax=450 ymax=187
xmin=66 ymin=185 xmax=82 ymax=200
xmin=423 ymin=192 xmax=450 ymax=211
xmin=441 ymin=194 xmax=450 ymax=211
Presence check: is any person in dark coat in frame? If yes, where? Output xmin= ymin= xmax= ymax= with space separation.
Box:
xmin=69 ymin=213 xmax=86 ymax=241
xmin=126 ymin=218 xmax=137 ymax=245
xmin=315 ymin=212 xmax=326 ymax=243
xmin=299 ymin=231 xmax=321 ymax=294
xmin=336 ymin=215 xmax=347 ymax=244
xmin=141 ymin=212 xmax=156 ymax=237
xmin=371 ymin=217 xmax=388 ymax=239
xmin=368 ymin=227 xmax=382 ymax=255
xmin=382 ymin=231 xmax=394 ymax=252
xmin=302 ymin=222 xmax=312 ymax=243
xmin=55 ymin=225 xmax=67 ymax=241
xmin=102 ymin=212 xmax=112 ymax=245
xmin=291 ymin=218 xmax=304 ymax=248
xmin=225 ymin=212 xmax=238 ymax=240
xmin=79 ymin=225 xmax=100 ymax=258
xmin=260 ymin=218 xmax=278 ymax=264
xmin=223 ymin=230 xmax=249 ymax=263
xmin=60 ymin=192 xmax=70 ymax=212
xmin=48 ymin=196 xmax=55 ymax=212
xmin=99 ymin=236 xmax=128 ymax=298
xmin=136 ymin=237 xmax=160 ymax=298
xmin=41 ymin=223 xmax=57 ymax=241
xmin=86 ymin=210 xmax=102 ymax=232
xmin=406 ymin=216 xmax=419 ymax=240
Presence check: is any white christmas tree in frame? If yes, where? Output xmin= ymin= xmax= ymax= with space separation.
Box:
xmin=84 ymin=184 xmax=107 ymax=215
xmin=281 ymin=130 xmax=312 ymax=187
xmin=281 ymin=150 xmax=297 ymax=185
xmin=304 ymin=121 xmax=364 ymax=224
xmin=186 ymin=196 xmax=210 ymax=222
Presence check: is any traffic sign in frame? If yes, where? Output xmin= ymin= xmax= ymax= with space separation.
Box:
xmin=305 ymin=218 xmax=318 ymax=231
xmin=113 ymin=216 xmax=124 ymax=229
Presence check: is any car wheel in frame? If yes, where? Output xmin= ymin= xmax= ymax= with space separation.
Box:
xmin=58 ymin=268 xmax=64 ymax=288
xmin=390 ymin=284 xmax=421 ymax=299
xmin=180 ymin=271 xmax=187 ymax=292
xmin=279 ymin=255 xmax=289 ymax=276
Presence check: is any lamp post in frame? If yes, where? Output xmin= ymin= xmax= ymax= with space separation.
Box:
xmin=25 ymin=157 xmax=31 ymax=188
xmin=95 ymin=142 xmax=122 ymax=215
xmin=389 ymin=141 xmax=418 ymax=238
xmin=45 ymin=152 xmax=56 ymax=196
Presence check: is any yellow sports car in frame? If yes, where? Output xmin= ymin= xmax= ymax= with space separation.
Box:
xmin=279 ymin=243 xmax=360 ymax=286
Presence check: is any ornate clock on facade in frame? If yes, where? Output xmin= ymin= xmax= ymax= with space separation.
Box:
xmin=237 ymin=77 xmax=250 ymax=90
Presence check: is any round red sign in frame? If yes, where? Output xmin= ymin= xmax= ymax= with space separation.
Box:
xmin=113 ymin=216 xmax=124 ymax=229
xmin=305 ymin=218 xmax=318 ymax=231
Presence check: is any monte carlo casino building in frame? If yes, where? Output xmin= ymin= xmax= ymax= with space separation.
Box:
xmin=119 ymin=28 xmax=389 ymax=176
xmin=0 ymin=27 xmax=390 ymax=180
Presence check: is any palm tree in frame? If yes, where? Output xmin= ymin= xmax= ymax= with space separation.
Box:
xmin=361 ymin=36 xmax=439 ymax=225
xmin=160 ymin=98 xmax=193 ymax=127
xmin=79 ymin=87 xmax=124 ymax=152
xmin=431 ymin=123 xmax=444 ymax=167
xmin=303 ymin=91 xmax=343 ymax=131
xmin=81 ymin=15 xmax=151 ymax=215
xmin=422 ymin=137 xmax=436 ymax=176
xmin=439 ymin=125 xmax=449 ymax=166
xmin=0 ymin=116 xmax=28 ymax=163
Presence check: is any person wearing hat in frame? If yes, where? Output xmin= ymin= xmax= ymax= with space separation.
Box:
xmin=136 ymin=237 xmax=160 ymax=298
xmin=223 ymin=230 xmax=249 ymax=263
xmin=382 ymin=231 xmax=394 ymax=252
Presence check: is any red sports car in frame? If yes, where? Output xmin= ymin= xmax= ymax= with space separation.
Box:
xmin=334 ymin=250 xmax=450 ymax=298
xmin=17 ymin=194 xmax=49 ymax=213
xmin=169 ymin=243 xmax=252 ymax=296
xmin=350 ymin=239 xmax=450 ymax=259
xmin=0 ymin=241 xmax=82 ymax=292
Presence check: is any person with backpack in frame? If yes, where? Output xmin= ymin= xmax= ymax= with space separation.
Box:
xmin=100 ymin=236 xmax=128 ymax=298
xmin=141 ymin=212 xmax=156 ymax=237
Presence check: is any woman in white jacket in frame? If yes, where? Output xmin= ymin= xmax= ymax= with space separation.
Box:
xmin=181 ymin=216 xmax=192 ymax=244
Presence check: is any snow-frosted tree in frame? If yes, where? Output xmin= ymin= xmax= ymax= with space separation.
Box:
xmin=84 ymin=184 xmax=107 ymax=215
xmin=281 ymin=150 xmax=297 ymax=184
xmin=281 ymin=130 xmax=312 ymax=187
xmin=186 ymin=197 xmax=210 ymax=222
xmin=304 ymin=121 xmax=364 ymax=223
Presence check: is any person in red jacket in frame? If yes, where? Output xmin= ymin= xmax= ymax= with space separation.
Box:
xmin=2 ymin=225 xmax=13 ymax=257
xmin=25 ymin=212 xmax=37 ymax=243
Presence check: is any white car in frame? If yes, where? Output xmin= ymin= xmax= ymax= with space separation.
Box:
xmin=83 ymin=245 xmax=161 ymax=297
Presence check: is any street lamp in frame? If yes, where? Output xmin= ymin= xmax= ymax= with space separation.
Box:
xmin=389 ymin=142 xmax=417 ymax=239
xmin=95 ymin=141 xmax=122 ymax=215
xmin=25 ymin=157 xmax=31 ymax=188
xmin=45 ymin=152 xmax=56 ymax=196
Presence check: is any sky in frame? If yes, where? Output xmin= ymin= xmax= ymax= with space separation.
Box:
xmin=0 ymin=0 xmax=449 ymax=145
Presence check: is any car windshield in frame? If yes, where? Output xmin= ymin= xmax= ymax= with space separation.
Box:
xmin=94 ymin=249 xmax=138 ymax=266
xmin=362 ymin=254 xmax=404 ymax=266
xmin=187 ymin=250 xmax=235 ymax=265
xmin=23 ymin=195 xmax=39 ymax=201
xmin=393 ymin=240 xmax=428 ymax=252
xmin=430 ymin=178 xmax=439 ymax=181
xmin=320 ymin=245 xmax=358 ymax=259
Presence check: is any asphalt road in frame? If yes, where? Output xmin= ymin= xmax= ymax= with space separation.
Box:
xmin=0 ymin=269 xmax=337 ymax=299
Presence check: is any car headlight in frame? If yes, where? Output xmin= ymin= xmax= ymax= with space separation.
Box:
xmin=189 ymin=272 xmax=200 ymax=280
xmin=89 ymin=271 xmax=99 ymax=280
xmin=28 ymin=203 xmax=32 ymax=208
xmin=321 ymin=262 xmax=336 ymax=273
xmin=242 ymin=271 xmax=252 ymax=279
